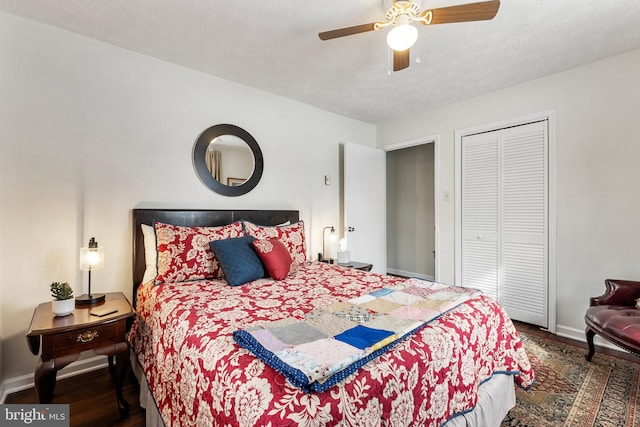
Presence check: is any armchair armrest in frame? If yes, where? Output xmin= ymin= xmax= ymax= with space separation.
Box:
xmin=590 ymin=279 xmax=640 ymax=307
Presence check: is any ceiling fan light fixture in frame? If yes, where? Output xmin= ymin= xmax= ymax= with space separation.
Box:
xmin=386 ymin=22 xmax=418 ymax=51
xmin=318 ymin=0 xmax=501 ymax=72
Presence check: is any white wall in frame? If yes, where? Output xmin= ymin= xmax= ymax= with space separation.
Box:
xmin=0 ymin=12 xmax=376 ymax=382
xmin=378 ymin=48 xmax=640 ymax=336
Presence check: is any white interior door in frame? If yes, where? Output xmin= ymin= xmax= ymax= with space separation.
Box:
xmin=461 ymin=132 xmax=500 ymax=299
xmin=344 ymin=143 xmax=386 ymax=274
xmin=500 ymin=122 xmax=548 ymax=326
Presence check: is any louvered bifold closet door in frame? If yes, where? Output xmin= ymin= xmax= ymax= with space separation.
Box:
xmin=500 ymin=121 xmax=548 ymax=326
xmin=461 ymin=120 xmax=548 ymax=328
xmin=461 ymin=132 xmax=499 ymax=299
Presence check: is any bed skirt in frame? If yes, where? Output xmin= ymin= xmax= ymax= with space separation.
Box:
xmin=444 ymin=373 xmax=515 ymax=426
xmin=130 ymin=350 xmax=515 ymax=427
xmin=131 ymin=351 xmax=166 ymax=427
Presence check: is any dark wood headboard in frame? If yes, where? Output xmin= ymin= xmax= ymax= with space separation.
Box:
xmin=132 ymin=208 xmax=300 ymax=306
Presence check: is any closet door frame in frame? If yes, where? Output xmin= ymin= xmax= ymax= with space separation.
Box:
xmin=454 ymin=110 xmax=557 ymax=333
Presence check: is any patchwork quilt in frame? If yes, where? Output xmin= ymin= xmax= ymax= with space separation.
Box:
xmin=234 ymin=279 xmax=481 ymax=392
xmin=129 ymin=262 xmax=534 ymax=427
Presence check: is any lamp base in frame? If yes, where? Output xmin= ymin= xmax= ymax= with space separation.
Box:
xmin=75 ymin=293 xmax=106 ymax=305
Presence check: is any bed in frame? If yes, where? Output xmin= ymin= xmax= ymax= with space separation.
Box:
xmin=128 ymin=208 xmax=534 ymax=427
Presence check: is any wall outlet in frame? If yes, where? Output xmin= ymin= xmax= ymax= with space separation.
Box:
xmin=443 ymin=190 xmax=450 ymax=202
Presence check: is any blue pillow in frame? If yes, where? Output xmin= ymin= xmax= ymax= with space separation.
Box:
xmin=210 ymin=236 xmax=265 ymax=286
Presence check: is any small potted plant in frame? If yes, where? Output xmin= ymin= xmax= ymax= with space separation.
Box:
xmin=50 ymin=282 xmax=75 ymax=316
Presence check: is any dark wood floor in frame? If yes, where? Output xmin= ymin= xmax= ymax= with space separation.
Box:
xmin=5 ymin=322 xmax=634 ymax=427
xmin=5 ymin=364 xmax=145 ymax=427
xmin=514 ymin=320 xmax=639 ymax=362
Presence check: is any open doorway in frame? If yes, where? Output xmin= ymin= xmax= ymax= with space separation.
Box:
xmin=385 ymin=140 xmax=436 ymax=280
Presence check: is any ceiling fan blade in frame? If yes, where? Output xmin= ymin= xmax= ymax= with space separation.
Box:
xmin=423 ymin=0 xmax=500 ymax=25
xmin=318 ymin=23 xmax=377 ymax=40
xmin=393 ymin=49 xmax=410 ymax=72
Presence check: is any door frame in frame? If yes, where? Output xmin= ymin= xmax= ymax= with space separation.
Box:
xmin=383 ymin=134 xmax=440 ymax=282
xmin=454 ymin=110 xmax=557 ymax=333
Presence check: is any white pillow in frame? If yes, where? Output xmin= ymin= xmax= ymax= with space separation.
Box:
xmin=141 ymin=224 xmax=157 ymax=284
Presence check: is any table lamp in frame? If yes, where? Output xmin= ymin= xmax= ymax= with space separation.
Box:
xmin=319 ymin=226 xmax=336 ymax=263
xmin=77 ymin=237 xmax=105 ymax=304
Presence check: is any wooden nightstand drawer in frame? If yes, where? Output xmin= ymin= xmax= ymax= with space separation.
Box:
xmin=52 ymin=321 xmax=119 ymax=356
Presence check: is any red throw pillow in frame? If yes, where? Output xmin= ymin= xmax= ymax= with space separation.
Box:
xmin=252 ymin=238 xmax=296 ymax=280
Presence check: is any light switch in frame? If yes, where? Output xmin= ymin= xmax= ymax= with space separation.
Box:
xmin=325 ymin=175 xmax=331 ymax=185
xmin=443 ymin=190 xmax=450 ymax=202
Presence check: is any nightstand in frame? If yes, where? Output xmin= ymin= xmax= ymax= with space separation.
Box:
xmin=26 ymin=292 xmax=135 ymax=417
xmin=338 ymin=261 xmax=373 ymax=272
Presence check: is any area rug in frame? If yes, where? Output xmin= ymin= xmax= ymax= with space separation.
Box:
xmin=501 ymin=330 xmax=640 ymax=427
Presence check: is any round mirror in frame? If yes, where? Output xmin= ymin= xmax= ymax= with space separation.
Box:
xmin=193 ymin=124 xmax=264 ymax=196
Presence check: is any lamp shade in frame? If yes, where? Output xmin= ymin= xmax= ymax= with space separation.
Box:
xmin=387 ymin=23 xmax=418 ymax=51
xmin=79 ymin=237 xmax=104 ymax=270
xmin=322 ymin=226 xmax=337 ymax=261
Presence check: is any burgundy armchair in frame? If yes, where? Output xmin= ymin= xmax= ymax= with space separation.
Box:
xmin=585 ymin=279 xmax=640 ymax=361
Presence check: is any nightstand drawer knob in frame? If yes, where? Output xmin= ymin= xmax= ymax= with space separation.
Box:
xmin=77 ymin=330 xmax=99 ymax=343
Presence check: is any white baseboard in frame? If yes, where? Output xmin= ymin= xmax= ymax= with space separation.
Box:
xmin=554 ymin=324 xmax=629 ymax=354
xmin=387 ymin=268 xmax=435 ymax=281
xmin=0 ymin=355 xmax=108 ymax=403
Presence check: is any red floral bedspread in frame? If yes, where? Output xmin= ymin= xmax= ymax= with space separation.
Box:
xmin=128 ymin=262 xmax=534 ymax=427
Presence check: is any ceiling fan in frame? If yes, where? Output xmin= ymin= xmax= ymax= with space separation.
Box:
xmin=318 ymin=0 xmax=500 ymax=72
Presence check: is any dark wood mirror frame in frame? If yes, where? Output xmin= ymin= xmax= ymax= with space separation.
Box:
xmin=192 ymin=124 xmax=264 ymax=197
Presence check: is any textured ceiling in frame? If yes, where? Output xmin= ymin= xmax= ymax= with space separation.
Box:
xmin=2 ymin=0 xmax=640 ymax=124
